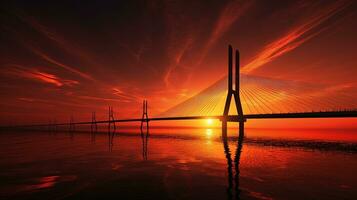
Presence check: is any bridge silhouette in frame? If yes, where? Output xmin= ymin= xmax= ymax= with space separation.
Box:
xmin=2 ymin=45 xmax=357 ymax=131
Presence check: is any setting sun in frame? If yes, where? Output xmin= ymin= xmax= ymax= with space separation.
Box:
xmin=206 ymin=119 xmax=214 ymax=125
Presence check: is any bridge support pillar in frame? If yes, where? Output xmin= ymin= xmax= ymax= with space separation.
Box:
xmin=222 ymin=45 xmax=245 ymax=137
xmin=91 ymin=111 xmax=97 ymax=133
xmin=108 ymin=106 xmax=116 ymax=133
xmin=239 ymin=121 xmax=244 ymax=138
xmin=140 ymin=100 xmax=149 ymax=160
xmin=141 ymin=100 xmax=149 ymax=132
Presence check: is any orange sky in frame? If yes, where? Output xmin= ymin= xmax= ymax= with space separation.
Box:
xmin=0 ymin=0 xmax=356 ymax=128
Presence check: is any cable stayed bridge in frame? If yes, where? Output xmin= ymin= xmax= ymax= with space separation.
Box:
xmin=159 ymin=74 xmax=357 ymax=118
xmin=2 ymin=45 xmax=357 ymax=131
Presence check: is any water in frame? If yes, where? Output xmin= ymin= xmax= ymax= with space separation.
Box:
xmin=0 ymin=127 xmax=356 ymax=199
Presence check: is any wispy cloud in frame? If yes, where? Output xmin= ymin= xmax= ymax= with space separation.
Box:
xmin=17 ymin=14 xmax=99 ymax=70
xmin=17 ymin=97 xmax=36 ymax=102
xmin=242 ymin=0 xmax=352 ymax=73
xmin=205 ymin=0 xmax=253 ymax=53
xmin=30 ymin=48 xmax=94 ymax=81
xmin=76 ymin=95 xmax=121 ymax=102
xmin=1 ymin=14 xmax=96 ymax=82
xmin=163 ymin=0 xmax=252 ymax=87
xmin=164 ymin=36 xmax=194 ymax=87
xmin=194 ymin=0 xmax=253 ymax=67
xmin=3 ymin=65 xmax=79 ymax=87
xmin=112 ymin=87 xmax=141 ymax=102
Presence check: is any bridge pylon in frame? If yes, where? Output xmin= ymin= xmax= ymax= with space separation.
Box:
xmin=108 ymin=106 xmax=116 ymax=133
xmin=222 ymin=45 xmax=246 ymax=132
xmin=91 ymin=111 xmax=97 ymax=133
xmin=141 ymin=100 xmax=149 ymax=132
xmin=140 ymin=100 xmax=149 ymax=160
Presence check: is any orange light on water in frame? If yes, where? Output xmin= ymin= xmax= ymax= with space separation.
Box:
xmin=206 ymin=128 xmax=213 ymax=137
xmin=205 ymin=128 xmax=214 ymax=145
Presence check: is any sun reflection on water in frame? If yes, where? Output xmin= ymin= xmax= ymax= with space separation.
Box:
xmin=205 ymin=128 xmax=213 ymax=144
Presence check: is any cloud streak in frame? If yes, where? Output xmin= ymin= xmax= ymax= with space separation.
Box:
xmin=3 ymin=65 xmax=79 ymax=87
xmin=112 ymin=87 xmax=142 ymax=103
xmin=206 ymin=0 xmax=252 ymax=52
xmin=164 ymin=36 xmax=194 ymax=87
xmin=1 ymin=15 xmax=95 ymax=82
xmin=30 ymin=48 xmax=94 ymax=81
xmin=196 ymin=0 xmax=253 ymax=66
xmin=163 ymin=0 xmax=252 ymax=87
xmin=242 ymin=0 xmax=352 ymax=73
xmin=17 ymin=14 xmax=100 ymax=71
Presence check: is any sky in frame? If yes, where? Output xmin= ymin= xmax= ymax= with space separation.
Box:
xmin=0 ymin=0 xmax=356 ymax=127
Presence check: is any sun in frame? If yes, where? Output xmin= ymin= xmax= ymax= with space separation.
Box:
xmin=206 ymin=118 xmax=213 ymax=125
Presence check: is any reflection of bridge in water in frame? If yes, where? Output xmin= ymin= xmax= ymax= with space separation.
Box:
xmin=2 ymin=45 xmax=356 ymax=132
xmin=106 ymin=119 xmax=244 ymax=199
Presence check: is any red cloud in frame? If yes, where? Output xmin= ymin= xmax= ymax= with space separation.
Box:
xmin=3 ymin=65 xmax=79 ymax=87
xmin=206 ymin=0 xmax=252 ymax=51
xmin=30 ymin=48 xmax=94 ymax=81
xmin=163 ymin=0 xmax=252 ymax=87
xmin=242 ymin=0 xmax=352 ymax=73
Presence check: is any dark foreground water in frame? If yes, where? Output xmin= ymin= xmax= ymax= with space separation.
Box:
xmin=0 ymin=127 xmax=356 ymax=200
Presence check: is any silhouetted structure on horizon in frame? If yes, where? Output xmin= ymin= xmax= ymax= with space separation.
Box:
xmin=222 ymin=45 xmax=245 ymax=134
xmin=141 ymin=100 xmax=149 ymax=160
xmin=91 ymin=111 xmax=98 ymax=133
xmin=108 ymin=106 xmax=116 ymax=133
xmin=1 ymin=45 xmax=356 ymax=132
xmin=141 ymin=100 xmax=149 ymax=132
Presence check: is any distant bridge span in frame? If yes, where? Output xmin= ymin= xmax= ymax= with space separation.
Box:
xmin=2 ymin=111 xmax=356 ymax=129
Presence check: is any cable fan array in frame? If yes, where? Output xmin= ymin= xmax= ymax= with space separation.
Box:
xmin=159 ymin=74 xmax=357 ymax=117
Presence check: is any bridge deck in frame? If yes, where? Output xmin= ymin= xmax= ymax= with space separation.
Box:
xmin=3 ymin=111 xmax=356 ymax=128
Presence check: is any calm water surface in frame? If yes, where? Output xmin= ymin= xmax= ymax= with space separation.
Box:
xmin=0 ymin=127 xmax=356 ymax=200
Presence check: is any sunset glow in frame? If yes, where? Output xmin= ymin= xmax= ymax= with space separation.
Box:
xmin=206 ymin=119 xmax=214 ymax=126
xmin=1 ymin=1 xmax=357 ymax=200
xmin=0 ymin=0 xmax=356 ymax=129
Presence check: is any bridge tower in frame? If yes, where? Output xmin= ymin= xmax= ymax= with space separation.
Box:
xmin=140 ymin=100 xmax=149 ymax=160
xmin=91 ymin=111 xmax=97 ymax=133
xmin=141 ymin=100 xmax=149 ymax=132
xmin=222 ymin=45 xmax=245 ymax=134
xmin=108 ymin=106 xmax=116 ymax=133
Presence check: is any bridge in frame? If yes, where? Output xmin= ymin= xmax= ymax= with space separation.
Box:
xmin=1 ymin=45 xmax=356 ymax=131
